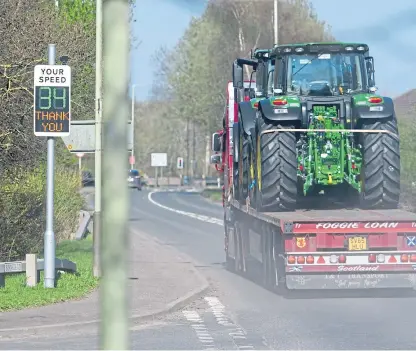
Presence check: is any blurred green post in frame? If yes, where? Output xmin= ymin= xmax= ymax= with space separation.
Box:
xmin=100 ymin=0 xmax=131 ymax=349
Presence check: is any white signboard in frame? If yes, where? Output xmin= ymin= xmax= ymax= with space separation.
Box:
xmin=61 ymin=120 xmax=133 ymax=153
xmin=151 ymin=153 xmax=167 ymax=167
xmin=177 ymin=157 xmax=184 ymax=169
xmin=34 ymin=65 xmax=71 ymax=137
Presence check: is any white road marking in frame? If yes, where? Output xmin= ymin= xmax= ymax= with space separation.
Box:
xmin=204 ymin=297 xmax=255 ymax=350
xmin=183 ymin=310 xmax=216 ymax=349
xmin=148 ymin=191 xmax=223 ymax=226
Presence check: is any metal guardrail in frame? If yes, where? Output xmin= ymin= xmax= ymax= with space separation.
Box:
xmin=0 ymin=256 xmax=77 ymax=288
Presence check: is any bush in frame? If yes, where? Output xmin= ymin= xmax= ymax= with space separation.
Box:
xmin=0 ymin=165 xmax=83 ymax=262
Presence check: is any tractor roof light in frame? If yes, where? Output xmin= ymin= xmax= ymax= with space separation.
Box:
xmin=357 ymin=46 xmax=366 ymax=51
xmin=295 ymin=47 xmax=304 ymax=53
xmin=345 ymin=46 xmax=354 ymax=51
xmin=283 ymin=47 xmax=292 ymax=53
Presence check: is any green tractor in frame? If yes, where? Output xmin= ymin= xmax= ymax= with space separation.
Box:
xmin=233 ymin=42 xmax=400 ymax=212
xmin=233 ymin=48 xmax=273 ymax=205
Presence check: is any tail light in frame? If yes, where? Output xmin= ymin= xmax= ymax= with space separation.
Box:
xmin=410 ymin=255 xmax=416 ymax=263
xmin=306 ymin=255 xmax=314 ymax=264
xmin=288 ymin=255 xmax=315 ymax=264
xmin=297 ymin=256 xmax=305 ymax=264
xmin=401 ymin=254 xmax=409 ymax=263
xmin=338 ymin=255 xmax=346 ymax=264
xmin=272 ymin=99 xmax=287 ymax=106
xmin=368 ymin=96 xmax=382 ymax=104
xmin=369 ymin=254 xmax=376 ymax=263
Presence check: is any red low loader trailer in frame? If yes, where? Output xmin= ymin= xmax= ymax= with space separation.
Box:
xmin=225 ymin=199 xmax=416 ymax=290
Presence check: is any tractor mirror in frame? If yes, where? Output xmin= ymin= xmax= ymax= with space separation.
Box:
xmin=232 ymin=61 xmax=243 ymax=89
xmin=365 ymin=56 xmax=375 ymax=87
xmin=211 ymin=132 xmax=221 ymax=152
xmin=210 ymin=154 xmax=222 ymax=165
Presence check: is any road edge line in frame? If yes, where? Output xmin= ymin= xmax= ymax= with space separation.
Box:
xmin=148 ymin=190 xmax=223 ymax=226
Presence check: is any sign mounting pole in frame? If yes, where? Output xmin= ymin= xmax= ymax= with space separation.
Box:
xmin=34 ymin=44 xmax=71 ymax=288
xmin=94 ymin=0 xmax=103 ymax=278
xmin=44 ymin=44 xmax=56 ymax=289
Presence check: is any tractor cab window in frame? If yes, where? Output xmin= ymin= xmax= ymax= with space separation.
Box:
xmin=286 ymin=52 xmax=366 ymax=96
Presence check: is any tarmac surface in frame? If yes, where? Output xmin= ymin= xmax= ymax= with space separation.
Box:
xmin=1 ymin=187 xmax=416 ymax=349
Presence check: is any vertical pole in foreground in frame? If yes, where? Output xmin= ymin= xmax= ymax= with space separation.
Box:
xmin=274 ymin=0 xmax=279 ymax=46
xmin=93 ymin=0 xmax=103 ymax=278
xmin=186 ymin=117 xmax=190 ymax=179
xmin=130 ymin=84 xmax=136 ymax=170
xmin=100 ymin=0 xmax=130 ymax=349
xmin=44 ymin=44 xmax=56 ymax=289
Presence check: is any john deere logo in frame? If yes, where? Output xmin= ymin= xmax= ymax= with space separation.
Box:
xmin=296 ymin=237 xmax=306 ymax=248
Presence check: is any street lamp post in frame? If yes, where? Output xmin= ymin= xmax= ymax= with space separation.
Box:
xmin=131 ymin=84 xmax=137 ymax=170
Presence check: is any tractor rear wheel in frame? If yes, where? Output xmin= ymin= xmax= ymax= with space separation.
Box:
xmin=255 ymin=118 xmax=297 ymax=212
xmin=360 ymin=119 xmax=400 ymax=209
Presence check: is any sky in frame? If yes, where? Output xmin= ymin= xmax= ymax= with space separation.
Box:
xmin=130 ymin=0 xmax=416 ymax=101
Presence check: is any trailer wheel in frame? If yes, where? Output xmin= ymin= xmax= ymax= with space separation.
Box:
xmin=360 ymin=119 xmax=400 ymax=209
xmin=255 ymin=119 xmax=297 ymax=211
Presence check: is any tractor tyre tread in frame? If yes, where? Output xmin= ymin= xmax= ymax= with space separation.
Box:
xmin=257 ymin=119 xmax=297 ymax=212
xmin=361 ymin=119 xmax=400 ymax=209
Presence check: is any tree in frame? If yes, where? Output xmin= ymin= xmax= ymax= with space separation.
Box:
xmin=143 ymin=0 xmax=334 ymax=176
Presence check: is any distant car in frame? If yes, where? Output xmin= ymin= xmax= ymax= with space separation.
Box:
xmin=127 ymin=169 xmax=142 ymax=190
xmin=82 ymin=171 xmax=94 ymax=186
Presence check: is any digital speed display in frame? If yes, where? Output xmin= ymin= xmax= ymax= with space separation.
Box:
xmin=33 ymin=64 xmax=71 ymax=137
xmin=34 ymin=86 xmax=70 ymax=134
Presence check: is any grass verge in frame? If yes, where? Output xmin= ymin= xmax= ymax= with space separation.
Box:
xmin=201 ymin=188 xmax=222 ymax=202
xmin=0 ymin=235 xmax=98 ymax=312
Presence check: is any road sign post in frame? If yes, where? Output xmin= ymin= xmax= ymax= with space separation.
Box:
xmin=34 ymin=44 xmax=71 ymax=289
xmin=129 ymin=155 xmax=135 ymax=167
xmin=151 ymin=153 xmax=167 ymax=187
xmin=177 ymin=157 xmax=184 ymax=170
xmin=76 ymin=153 xmax=84 ymax=186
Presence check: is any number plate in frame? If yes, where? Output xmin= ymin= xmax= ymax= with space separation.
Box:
xmin=348 ymin=236 xmax=367 ymax=251
xmin=274 ymin=108 xmax=288 ymax=114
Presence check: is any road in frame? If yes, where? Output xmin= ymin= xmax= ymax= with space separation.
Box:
xmin=4 ymin=188 xmax=416 ymax=350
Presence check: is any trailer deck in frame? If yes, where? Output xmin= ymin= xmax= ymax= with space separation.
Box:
xmin=231 ymin=200 xmax=416 ymax=225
